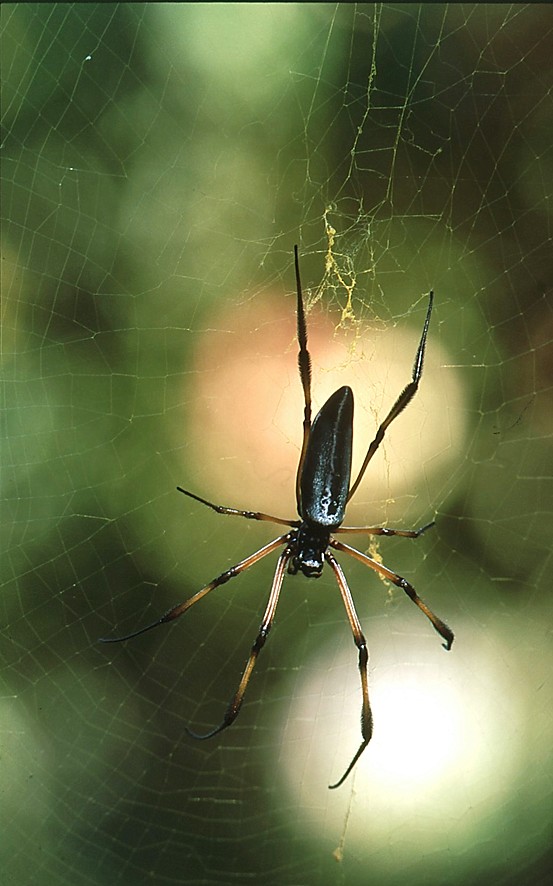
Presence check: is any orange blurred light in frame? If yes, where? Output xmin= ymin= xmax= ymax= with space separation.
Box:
xmin=184 ymin=289 xmax=467 ymax=526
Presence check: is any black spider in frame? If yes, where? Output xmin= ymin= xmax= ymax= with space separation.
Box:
xmin=101 ymin=246 xmax=453 ymax=789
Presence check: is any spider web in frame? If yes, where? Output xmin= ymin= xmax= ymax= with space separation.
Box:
xmin=2 ymin=4 xmax=552 ymax=884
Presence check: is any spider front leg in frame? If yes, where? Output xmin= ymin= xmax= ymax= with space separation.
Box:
xmin=347 ymin=292 xmax=434 ymax=503
xmin=325 ymin=551 xmax=374 ymax=790
xmin=293 ymin=245 xmax=313 ymax=513
xmin=331 ymin=538 xmax=454 ymax=650
xmin=187 ymin=546 xmax=292 ymax=740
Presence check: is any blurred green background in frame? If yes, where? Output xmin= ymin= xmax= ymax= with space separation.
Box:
xmin=2 ymin=4 xmax=552 ymax=885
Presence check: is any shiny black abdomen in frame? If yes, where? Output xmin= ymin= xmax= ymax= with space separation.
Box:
xmin=299 ymin=386 xmax=353 ymax=527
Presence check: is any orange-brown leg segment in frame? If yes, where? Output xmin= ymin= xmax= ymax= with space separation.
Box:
xmin=331 ymin=538 xmax=454 ymax=650
xmin=177 ymin=486 xmax=298 ymax=528
xmin=335 ymin=521 xmax=435 ymax=538
xmin=99 ymin=534 xmax=290 ymax=644
xmin=187 ymin=546 xmax=292 ymax=740
xmin=325 ymin=550 xmax=374 ymax=790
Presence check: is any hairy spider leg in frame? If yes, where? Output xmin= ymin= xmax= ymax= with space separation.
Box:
xmin=99 ymin=534 xmax=290 ymax=644
xmin=331 ymin=538 xmax=454 ymax=650
xmin=347 ymin=292 xmax=434 ymax=503
xmin=325 ymin=550 xmax=373 ymax=790
xmin=187 ymin=546 xmax=292 ymax=740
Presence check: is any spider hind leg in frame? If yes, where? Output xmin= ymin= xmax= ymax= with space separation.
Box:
xmin=186 ymin=547 xmax=292 ymax=742
xmin=325 ymin=550 xmax=374 ymax=789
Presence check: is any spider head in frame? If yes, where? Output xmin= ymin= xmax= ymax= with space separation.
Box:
xmin=289 ymin=523 xmax=330 ymax=578
xmin=290 ymin=550 xmax=324 ymax=578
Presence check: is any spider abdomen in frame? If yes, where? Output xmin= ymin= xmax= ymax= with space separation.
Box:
xmin=299 ymin=386 xmax=353 ymax=527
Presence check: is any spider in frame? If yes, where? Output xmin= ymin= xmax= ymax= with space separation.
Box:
xmin=101 ymin=246 xmax=453 ymax=789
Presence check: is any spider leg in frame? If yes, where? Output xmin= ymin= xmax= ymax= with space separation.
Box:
xmin=336 ymin=521 xmax=435 ymax=538
xmin=186 ymin=546 xmax=292 ymax=740
xmin=99 ymin=534 xmax=290 ymax=644
xmin=325 ymin=550 xmax=373 ymax=790
xmin=331 ymin=538 xmax=453 ymax=650
xmin=347 ymin=292 xmax=434 ymax=503
xmin=293 ymin=245 xmax=313 ymax=513
xmin=177 ymin=486 xmax=299 ymax=528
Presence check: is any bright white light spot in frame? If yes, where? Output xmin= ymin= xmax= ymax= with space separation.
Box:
xmin=274 ymin=609 xmax=549 ymax=876
xmin=366 ymin=673 xmax=463 ymax=790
